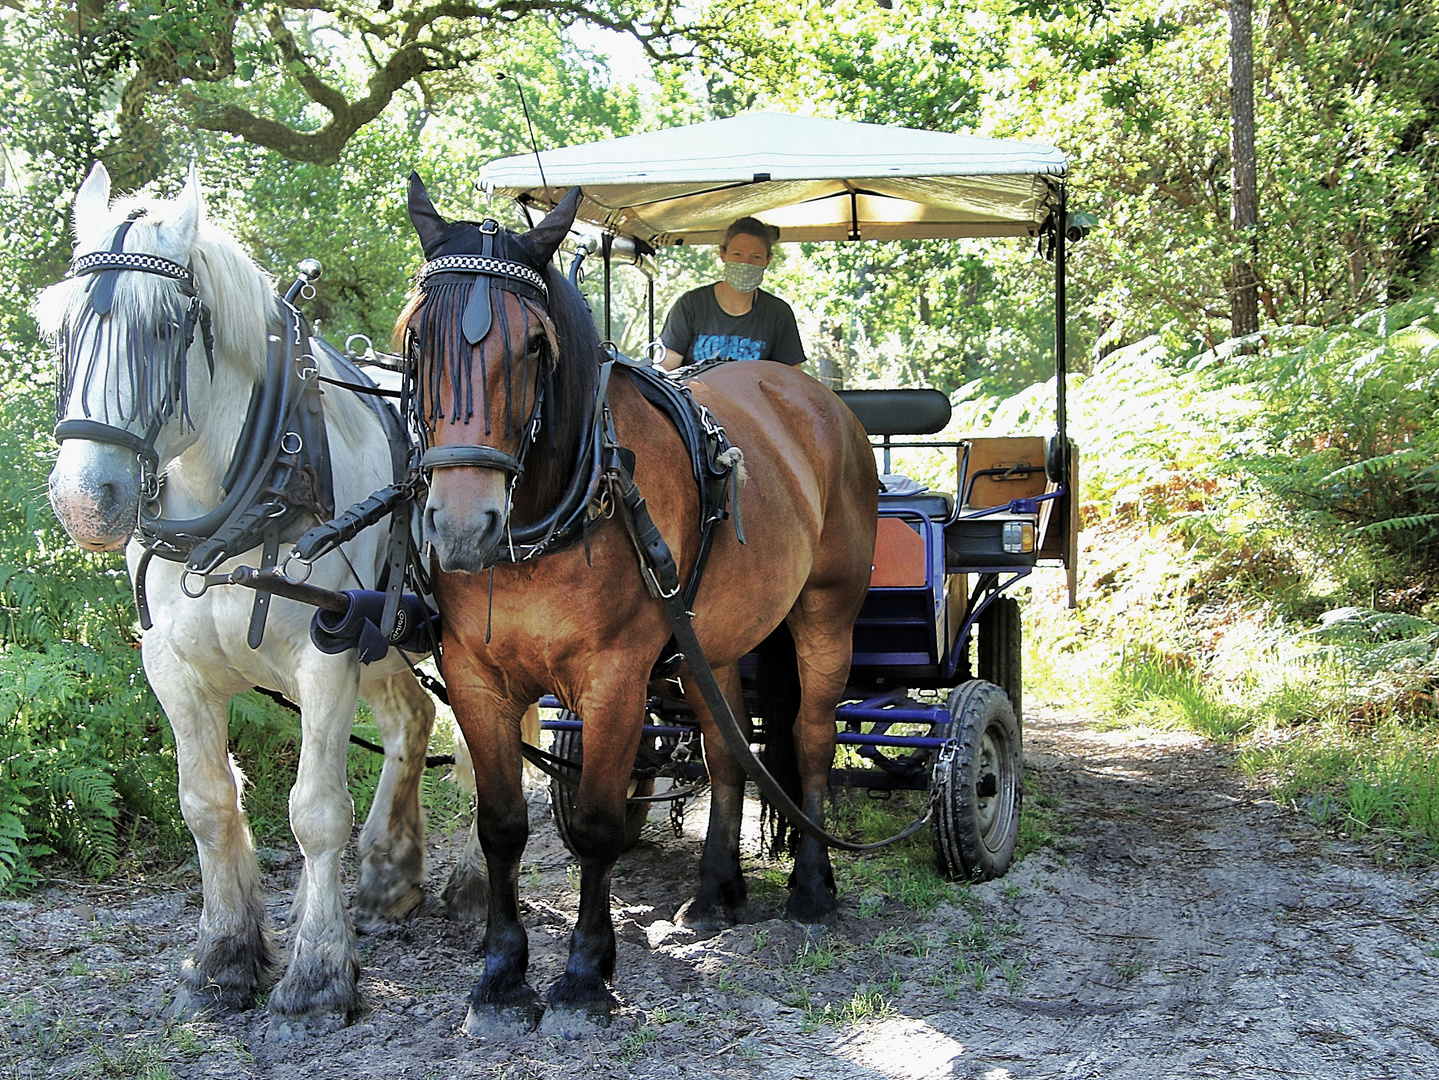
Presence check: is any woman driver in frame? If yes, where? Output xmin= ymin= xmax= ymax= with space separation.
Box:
xmin=660 ymin=216 xmax=806 ymax=370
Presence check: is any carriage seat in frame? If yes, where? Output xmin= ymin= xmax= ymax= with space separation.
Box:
xmin=836 ymin=388 xmax=951 ymax=438
xmin=838 ymin=387 xmax=955 ymax=514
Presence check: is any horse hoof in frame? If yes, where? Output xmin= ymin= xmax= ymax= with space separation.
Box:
xmin=673 ymin=896 xmax=737 ymax=932
xmin=440 ymin=868 xmax=489 ymax=922
xmin=539 ymin=1002 xmax=613 ymax=1040
xmin=267 ymin=959 xmax=361 ymax=1021
xmin=169 ymin=978 xmax=251 ymax=1019
xmin=464 ymin=1000 xmax=540 ymax=1039
xmin=354 ymin=886 xmax=424 ymax=934
xmin=785 ymin=887 xmax=838 ymax=925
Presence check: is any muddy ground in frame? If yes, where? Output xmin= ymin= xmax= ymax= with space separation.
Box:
xmin=3 ymin=704 xmax=1437 ymax=1080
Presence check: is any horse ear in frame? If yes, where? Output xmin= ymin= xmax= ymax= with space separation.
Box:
xmin=157 ymin=161 xmax=202 ymax=256
xmin=408 ymin=171 xmax=451 ymax=256
xmin=72 ymin=162 xmax=112 ymax=251
xmin=519 ymin=187 xmax=582 ymax=265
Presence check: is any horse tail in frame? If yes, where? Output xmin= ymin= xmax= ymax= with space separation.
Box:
xmin=757 ymin=621 xmax=803 ymax=857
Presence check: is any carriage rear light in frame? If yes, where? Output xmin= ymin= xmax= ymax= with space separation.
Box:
xmin=1002 ymin=521 xmax=1035 ymax=553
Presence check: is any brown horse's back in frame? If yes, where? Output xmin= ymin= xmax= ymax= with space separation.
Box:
xmin=649 ymin=360 xmax=879 ymax=665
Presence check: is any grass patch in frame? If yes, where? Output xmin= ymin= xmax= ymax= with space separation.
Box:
xmin=1242 ymin=719 xmax=1439 ymax=860
xmin=617 ymin=1025 xmax=659 ymax=1064
xmin=827 ymin=791 xmax=961 ymax=913
xmin=800 ymin=989 xmax=893 ymax=1032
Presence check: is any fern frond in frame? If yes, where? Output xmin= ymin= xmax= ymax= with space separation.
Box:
xmin=1357 ymin=514 xmax=1439 ymax=536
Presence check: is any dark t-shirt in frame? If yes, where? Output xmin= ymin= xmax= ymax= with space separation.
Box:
xmin=661 ymin=285 xmax=806 ymax=366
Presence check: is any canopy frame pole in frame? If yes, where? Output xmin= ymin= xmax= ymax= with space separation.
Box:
xmin=602 ymin=234 xmax=614 ymax=341
xmin=1055 ymin=183 xmax=1068 ymax=450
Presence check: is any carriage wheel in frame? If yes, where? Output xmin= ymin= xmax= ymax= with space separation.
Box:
xmin=548 ymin=716 xmax=653 ymax=856
xmin=930 ymin=680 xmax=1023 ymax=881
xmin=977 ymin=595 xmax=1023 ymax=723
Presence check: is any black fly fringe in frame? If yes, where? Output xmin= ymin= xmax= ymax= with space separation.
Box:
xmin=411 ymin=281 xmax=481 ymax=428
xmin=56 ymin=292 xmax=192 ymax=431
xmin=499 ymin=295 xmax=513 ymax=439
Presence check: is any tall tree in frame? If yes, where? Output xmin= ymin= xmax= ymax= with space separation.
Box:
xmin=1229 ymin=0 xmax=1259 ymax=342
xmin=0 ymin=0 xmax=729 ymax=192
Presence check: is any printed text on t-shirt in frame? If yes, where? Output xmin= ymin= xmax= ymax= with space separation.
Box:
xmin=693 ymin=334 xmax=764 ymax=362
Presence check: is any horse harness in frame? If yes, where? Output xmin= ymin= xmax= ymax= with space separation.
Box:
xmin=53 ymin=218 xmax=427 ymax=648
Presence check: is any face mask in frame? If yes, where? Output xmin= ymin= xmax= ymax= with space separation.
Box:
xmin=722 ymin=260 xmax=766 ymax=293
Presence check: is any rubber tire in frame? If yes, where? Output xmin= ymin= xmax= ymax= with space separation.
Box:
xmin=931 ymin=680 xmax=1023 ymax=882
xmin=548 ymin=716 xmax=653 ymax=856
xmin=977 ymin=595 xmax=1023 ymax=723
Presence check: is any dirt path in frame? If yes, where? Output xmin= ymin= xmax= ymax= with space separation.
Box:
xmin=3 ymin=705 xmax=1437 ymax=1079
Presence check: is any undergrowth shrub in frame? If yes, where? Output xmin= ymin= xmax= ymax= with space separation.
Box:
xmin=1008 ymin=312 xmax=1439 ymax=862
xmin=1233 ymin=297 xmax=1439 ymax=594
xmin=0 ymin=384 xmax=186 ymax=890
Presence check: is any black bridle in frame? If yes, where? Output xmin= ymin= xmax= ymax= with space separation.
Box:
xmin=407 ymin=223 xmax=610 ymax=563
xmin=54 ymin=210 xmax=215 ymax=485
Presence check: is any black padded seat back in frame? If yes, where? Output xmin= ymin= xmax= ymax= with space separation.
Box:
xmin=836 ymin=389 xmax=952 ymax=436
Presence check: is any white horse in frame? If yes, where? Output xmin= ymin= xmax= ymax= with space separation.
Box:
xmin=38 ymin=163 xmax=479 ymax=1021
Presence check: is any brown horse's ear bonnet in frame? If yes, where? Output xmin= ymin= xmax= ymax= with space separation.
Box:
xmin=407 ymin=174 xmax=580 ymax=345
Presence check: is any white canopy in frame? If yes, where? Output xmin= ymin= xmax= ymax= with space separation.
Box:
xmin=478 ymin=112 xmax=1067 ymax=246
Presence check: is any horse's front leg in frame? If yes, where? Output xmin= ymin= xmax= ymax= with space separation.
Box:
xmin=436 ymin=703 xmax=536 ymax=921
xmin=675 ymin=662 xmax=751 ymax=930
xmin=268 ymin=657 xmax=363 ymax=1020
xmin=353 ymin=669 xmax=436 ymax=929
xmin=145 ymin=637 xmax=275 ymax=1015
xmin=542 ymin=682 xmax=646 ymax=1037
xmin=451 ymin=681 xmax=540 ymax=1037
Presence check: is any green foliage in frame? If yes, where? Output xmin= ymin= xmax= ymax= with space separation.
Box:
xmin=984 ymin=0 xmax=1439 ymax=343
xmin=1235 ymin=296 xmax=1439 ymax=586
xmin=0 ymin=385 xmax=184 ymax=891
xmin=1245 ymin=721 xmax=1439 ymax=860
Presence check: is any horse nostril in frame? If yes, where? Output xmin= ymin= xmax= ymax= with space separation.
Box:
xmin=96 ymin=481 xmax=119 ymax=514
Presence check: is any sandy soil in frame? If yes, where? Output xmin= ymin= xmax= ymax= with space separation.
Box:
xmin=3 ymin=704 xmax=1437 ymax=1080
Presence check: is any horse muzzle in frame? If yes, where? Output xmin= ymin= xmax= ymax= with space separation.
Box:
xmin=422 ymin=470 xmax=510 ymax=575
xmin=48 ymin=440 xmax=143 ymax=551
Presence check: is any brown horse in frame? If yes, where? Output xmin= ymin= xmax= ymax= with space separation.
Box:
xmin=400 ymin=176 xmax=877 ymax=1037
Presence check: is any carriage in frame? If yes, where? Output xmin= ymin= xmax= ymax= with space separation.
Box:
xmin=42 ymin=113 xmax=1079 ymax=1029
xmin=471 ymin=113 xmax=1083 ymax=882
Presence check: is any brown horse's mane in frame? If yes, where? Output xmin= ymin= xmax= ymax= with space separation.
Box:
xmin=394 ymin=255 xmax=602 ymax=516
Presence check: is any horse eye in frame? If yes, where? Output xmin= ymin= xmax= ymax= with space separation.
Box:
xmin=526 ymin=334 xmax=545 ymax=359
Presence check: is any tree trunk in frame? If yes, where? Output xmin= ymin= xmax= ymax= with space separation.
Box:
xmin=1229 ymin=0 xmax=1260 ymax=345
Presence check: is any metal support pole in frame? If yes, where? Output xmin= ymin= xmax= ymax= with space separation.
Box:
xmin=602 ymin=234 xmax=614 ymax=341
xmin=1055 ymin=185 xmax=1068 ymax=450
